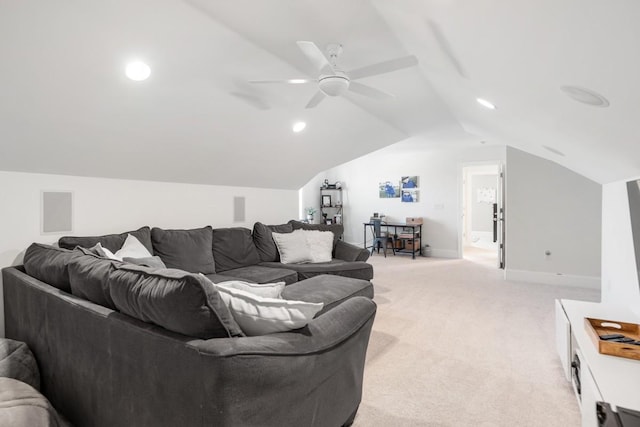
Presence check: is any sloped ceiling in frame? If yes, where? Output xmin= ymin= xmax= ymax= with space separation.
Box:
xmin=0 ymin=0 xmax=638 ymax=189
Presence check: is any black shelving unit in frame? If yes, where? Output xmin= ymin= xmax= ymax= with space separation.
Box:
xmin=320 ymin=187 xmax=343 ymax=225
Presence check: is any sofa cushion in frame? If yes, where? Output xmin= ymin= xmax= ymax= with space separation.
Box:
xmin=0 ymin=339 xmax=40 ymax=392
xmin=259 ymin=259 xmax=374 ymax=281
xmin=109 ymin=264 xmax=243 ymax=338
xmin=271 ymin=229 xmax=334 ymax=264
xmin=122 ymin=256 xmax=166 ymax=269
xmin=212 ymin=281 xmax=323 ymax=336
xmin=67 ymin=252 xmax=122 ymax=310
xmin=212 ymin=228 xmax=261 ymax=272
xmin=212 ymin=279 xmax=285 ymax=299
xmin=219 ymin=265 xmax=298 ymax=285
xmin=23 ymin=243 xmax=78 ymax=293
xmin=151 ymin=226 xmax=215 ymax=274
xmin=252 ymin=222 xmax=293 ymax=262
xmin=0 ymin=377 xmax=67 ymax=427
xmin=288 ymin=220 xmax=343 ymax=248
xmin=58 ymin=226 xmax=153 ymax=254
xmin=282 ymin=274 xmax=374 ymax=316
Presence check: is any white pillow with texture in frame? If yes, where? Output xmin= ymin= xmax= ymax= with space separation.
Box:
xmin=102 ymin=234 xmax=152 ymax=261
xmin=214 ymin=284 xmax=323 ymax=336
xmin=201 ymin=276 xmax=285 ymax=299
xmin=271 ymin=229 xmax=333 ymax=264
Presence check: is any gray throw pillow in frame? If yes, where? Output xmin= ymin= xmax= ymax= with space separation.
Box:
xmin=109 ymin=264 xmax=243 ymax=339
xmin=212 ymin=228 xmax=261 ymax=272
xmin=252 ymin=222 xmax=294 ymax=262
xmin=151 ymin=226 xmax=216 ymax=274
xmin=23 ymin=243 xmax=79 ymax=292
xmin=58 ymin=226 xmax=153 ymax=254
xmin=123 ymin=256 xmax=167 ymax=269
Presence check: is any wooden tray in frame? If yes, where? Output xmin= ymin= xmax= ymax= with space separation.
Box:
xmin=585 ymin=317 xmax=640 ymax=361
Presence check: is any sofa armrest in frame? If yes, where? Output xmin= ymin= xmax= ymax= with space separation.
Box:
xmin=334 ymin=240 xmax=370 ymax=262
xmin=188 ymin=296 xmax=376 ymax=357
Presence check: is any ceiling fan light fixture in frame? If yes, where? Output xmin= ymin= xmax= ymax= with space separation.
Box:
xmin=318 ymin=75 xmax=350 ymax=96
xmin=476 ymin=98 xmax=497 ymax=110
xmin=288 ymin=79 xmax=307 ymax=84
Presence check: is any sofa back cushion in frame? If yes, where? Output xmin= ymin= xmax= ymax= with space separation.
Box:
xmin=58 ymin=226 xmax=153 ymax=254
xmin=23 ymin=243 xmax=78 ymax=292
xmin=109 ymin=264 xmax=243 ymax=338
xmin=151 ymin=226 xmax=215 ymax=274
xmin=67 ymin=252 xmax=122 ymax=309
xmin=212 ymin=228 xmax=261 ymax=272
xmin=252 ymin=222 xmax=294 ymax=262
xmin=288 ymin=220 xmax=344 ymax=249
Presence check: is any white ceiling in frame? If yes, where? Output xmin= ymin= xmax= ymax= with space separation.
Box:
xmin=1 ymin=0 xmax=639 ymax=189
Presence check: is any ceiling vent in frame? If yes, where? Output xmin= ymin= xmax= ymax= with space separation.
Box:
xmin=560 ymin=86 xmax=610 ymax=107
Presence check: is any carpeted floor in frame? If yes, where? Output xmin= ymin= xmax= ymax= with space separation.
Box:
xmin=352 ymin=249 xmax=600 ymax=427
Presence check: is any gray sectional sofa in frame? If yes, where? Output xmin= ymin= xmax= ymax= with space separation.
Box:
xmin=2 ymin=221 xmax=376 ymax=427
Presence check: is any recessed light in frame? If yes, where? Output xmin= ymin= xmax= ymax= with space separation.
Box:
xmin=125 ymin=61 xmax=151 ymax=81
xmin=476 ymin=98 xmax=497 ymax=110
xmin=560 ymin=86 xmax=609 ymax=107
xmin=292 ymin=121 xmax=306 ymax=133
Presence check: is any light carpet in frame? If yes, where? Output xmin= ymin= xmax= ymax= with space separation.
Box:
xmin=352 ymin=249 xmax=599 ymax=427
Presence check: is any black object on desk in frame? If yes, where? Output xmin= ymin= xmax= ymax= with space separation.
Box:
xmin=363 ymin=221 xmax=422 ymax=259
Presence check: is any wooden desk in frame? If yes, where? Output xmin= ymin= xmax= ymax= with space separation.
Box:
xmin=363 ymin=222 xmax=422 ymax=259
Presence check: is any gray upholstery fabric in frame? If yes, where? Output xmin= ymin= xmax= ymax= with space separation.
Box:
xmin=109 ymin=264 xmax=243 ymax=338
xmin=122 ymin=256 xmax=166 ymax=269
xmin=58 ymin=226 xmax=153 ymax=254
xmin=3 ymin=266 xmax=376 ymax=427
xmin=259 ymin=259 xmax=373 ymax=281
xmin=0 ymin=339 xmax=40 ymax=391
xmin=0 ymin=378 xmax=69 ymax=427
xmin=212 ymin=227 xmax=261 ymax=272
xmin=334 ymin=240 xmax=371 ymax=262
xmin=221 ymin=265 xmax=298 ymax=285
xmin=151 ymin=226 xmax=215 ymax=274
xmin=289 ymin=220 xmax=344 ymax=248
xmin=203 ymin=272 xmax=254 ymax=283
xmin=23 ymin=244 xmax=77 ymax=293
xmin=68 ymin=253 xmax=121 ymax=310
xmin=252 ymin=222 xmax=293 ymax=262
xmin=282 ymin=275 xmax=374 ymax=316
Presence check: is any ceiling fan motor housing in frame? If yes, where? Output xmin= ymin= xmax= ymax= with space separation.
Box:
xmin=319 ymin=73 xmax=350 ymax=96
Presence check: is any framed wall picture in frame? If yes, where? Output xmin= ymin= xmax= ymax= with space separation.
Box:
xmin=401 ymin=176 xmax=419 ymax=189
xmin=379 ymin=181 xmax=400 ymax=198
xmin=322 ymin=195 xmax=332 ymax=207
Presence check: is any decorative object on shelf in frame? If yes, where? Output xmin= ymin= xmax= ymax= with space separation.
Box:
xmin=322 ymin=179 xmax=330 ymax=189
xmin=335 ymin=181 xmax=342 ymax=189
xmin=401 ymin=176 xmax=418 ymax=189
xmin=379 ymin=181 xmax=400 ymax=198
xmin=322 ymin=195 xmax=332 ymax=207
xmin=305 ymin=207 xmax=317 ymax=222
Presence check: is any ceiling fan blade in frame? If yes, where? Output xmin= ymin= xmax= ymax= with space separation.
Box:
xmin=305 ymin=91 xmax=327 ymax=108
xmin=348 ymin=55 xmax=418 ymax=80
xmin=249 ymin=78 xmax=313 ymax=84
xmin=348 ymin=82 xmax=395 ymax=100
xmin=296 ymin=41 xmax=334 ymax=74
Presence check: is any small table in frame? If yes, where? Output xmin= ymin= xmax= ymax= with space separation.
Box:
xmin=363 ymin=222 xmax=422 ymax=259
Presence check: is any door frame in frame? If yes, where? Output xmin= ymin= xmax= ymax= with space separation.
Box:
xmin=458 ymin=161 xmax=505 ymax=268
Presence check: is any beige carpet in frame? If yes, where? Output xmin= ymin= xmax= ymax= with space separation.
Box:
xmin=353 ymin=250 xmax=599 ymax=427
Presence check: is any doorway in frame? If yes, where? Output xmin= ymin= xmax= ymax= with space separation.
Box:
xmin=460 ymin=163 xmax=504 ymax=268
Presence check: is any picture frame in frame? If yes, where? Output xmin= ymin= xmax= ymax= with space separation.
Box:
xmin=325 ymin=219 xmax=333 ymax=225
xmin=322 ymin=195 xmax=332 ymax=207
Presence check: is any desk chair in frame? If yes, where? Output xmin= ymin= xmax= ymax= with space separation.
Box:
xmin=371 ymin=219 xmax=396 ymax=257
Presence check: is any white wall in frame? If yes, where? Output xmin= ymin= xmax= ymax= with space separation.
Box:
xmin=0 ymin=171 xmax=298 ymax=336
xmin=301 ymin=141 xmax=506 ymax=258
xmin=505 ymin=147 xmax=602 ymax=288
xmin=601 ymin=179 xmax=640 ymax=316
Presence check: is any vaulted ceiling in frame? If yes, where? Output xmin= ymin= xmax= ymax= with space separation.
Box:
xmin=1 ymin=0 xmax=639 ymax=189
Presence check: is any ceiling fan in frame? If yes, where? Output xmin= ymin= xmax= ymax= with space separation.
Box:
xmin=250 ymin=41 xmax=419 ymax=108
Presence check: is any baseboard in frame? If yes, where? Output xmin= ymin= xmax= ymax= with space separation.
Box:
xmin=429 ymin=248 xmax=458 ymax=258
xmin=505 ymin=269 xmax=601 ymax=290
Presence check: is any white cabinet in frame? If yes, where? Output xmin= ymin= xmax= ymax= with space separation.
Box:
xmin=555 ymin=299 xmax=640 ymax=427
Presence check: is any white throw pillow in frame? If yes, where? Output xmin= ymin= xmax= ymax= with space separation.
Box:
xmin=215 ymin=280 xmax=285 ymax=299
xmin=102 ymin=234 xmax=152 ymax=261
xmin=271 ymin=229 xmax=333 ymax=264
xmin=214 ymin=284 xmax=323 ymax=336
